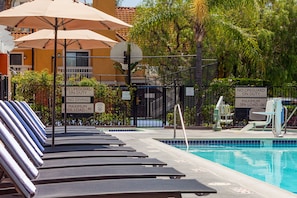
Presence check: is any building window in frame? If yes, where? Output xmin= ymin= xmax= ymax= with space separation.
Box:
xmin=66 ymin=51 xmax=89 ymax=67
xmin=10 ymin=53 xmax=23 ymax=65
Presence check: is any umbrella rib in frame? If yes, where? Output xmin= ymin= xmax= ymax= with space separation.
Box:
xmin=60 ymin=19 xmax=75 ymax=29
xmin=64 ymin=39 xmax=79 ymax=48
xmin=15 ymin=17 xmax=26 ymax=28
xmin=43 ymin=39 xmax=51 ymax=49
xmin=57 ymin=40 xmax=67 ymax=47
xmin=102 ymin=41 xmax=113 ymax=48
xmin=36 ymin=16 xmax=55 ymax=28
xmin=35 ymin=17 xmax=74 ymax=29
xmin=99 ymin=21 xmax=111 ymax=30
xmin=77 ymin=40 xmax=82 ymax=49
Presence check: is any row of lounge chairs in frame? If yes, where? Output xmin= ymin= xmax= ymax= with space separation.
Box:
xmin=0 ymin=100 xmax=217 ymax=197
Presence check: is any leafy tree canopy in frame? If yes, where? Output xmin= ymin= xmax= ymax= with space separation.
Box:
xmin=129 ymin=0 xmax=297 ymax=86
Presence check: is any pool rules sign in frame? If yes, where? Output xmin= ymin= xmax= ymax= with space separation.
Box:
xmin=62 ymin=87 xmax=94 ymax=114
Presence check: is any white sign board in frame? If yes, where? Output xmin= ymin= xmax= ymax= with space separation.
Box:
xmin=122 ymin=91 xmax=131 ymax=100
xmin=235 ymin=98 xmax=267 ymax=108
xmin=62 ymin=104 xmax=94 ymax=114
xmin=186 ymin=87 xmax=194 ymax=96
xmin=235 ymin=87 xmax=267 ymax=98
xmin=66 ymin=97 xmax=91 ymax=103
xmin=62 ymin=87 xmax=94 ymax=97
xmin=95 ymin=102 xmax=105 ymax=113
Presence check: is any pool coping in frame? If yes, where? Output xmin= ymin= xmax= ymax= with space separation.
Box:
xmin=158 ymin=138 xmax=297 ymax=147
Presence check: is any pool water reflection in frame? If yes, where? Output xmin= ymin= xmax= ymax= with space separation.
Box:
xmin=173 ymin=143 xmax=297 ymax=194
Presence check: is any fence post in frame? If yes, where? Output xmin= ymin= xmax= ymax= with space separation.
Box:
xmin=0 ymin=74 xmax=8 ymax=100
xmin=0 ymin=74 xmax=2 ymax=100
xmin=162 ymin=86 xmax=167 ymax=126
xmin=132 ymin=86 xmax=137 ymax=127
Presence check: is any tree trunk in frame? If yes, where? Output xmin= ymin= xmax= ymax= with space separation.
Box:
xmin=195 ymin=41 xmax=203 ymax=126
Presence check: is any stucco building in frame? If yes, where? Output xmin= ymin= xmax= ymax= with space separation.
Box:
xmin=1 ymin=0 xmax=143 ymax=86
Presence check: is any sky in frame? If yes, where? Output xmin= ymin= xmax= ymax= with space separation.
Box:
xmin=121 ymin=0 xmax=143 ymax=7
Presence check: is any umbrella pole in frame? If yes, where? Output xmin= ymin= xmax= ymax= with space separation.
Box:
xmin=64 ymin=39 xmax=67 ymax=133
xmin=51 ymin=18 xmax=58 ymax=147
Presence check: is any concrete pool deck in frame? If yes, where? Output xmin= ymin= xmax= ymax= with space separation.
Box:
xmin=102 ymin=127 xmax=297 ymax=198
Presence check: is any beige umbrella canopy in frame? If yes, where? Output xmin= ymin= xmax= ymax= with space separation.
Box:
xmin=0 ymin=0 xmax=131 ymax=30
xmin=14 ymin=29 xmax=118 ymax=49
xmin=0 ymin=0 xmax=131 ymax=145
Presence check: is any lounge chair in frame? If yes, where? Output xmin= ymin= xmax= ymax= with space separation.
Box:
xmin=19 ymin=101 xmax=46 ymax=129
xmin=0 ymin=118 xmax=182 ymax=177
xmin=0 ymin=106 xmax=43 ymax=166
xmin=0 ymin=103 xmax=132 ymax=156
xmin=240 ymin=99 xmax=275 ymax=132
xmin=43 ymin=138 xmax=126 ymax=147
xmin=1 ymin=101 xmax=165 ymax=171
xmin=0 ymin=122 xmax=167 ymax=171
xmin=2 ymin=104 xmax=138 ymax=156
xmin=8 ymin=101 xmax=47 ymax=143
xmin=17 ymin=101 xmax=110 ymax=137
xmin=0 ymin=102 xmax=128 ymax=150
xmin=0 ymin=141 xmax=217 ymax=198
xmin=39 ymin=157 xmax=166 ymax=169
xmin=0 ymin=101 xmax=217 ymax=197
xmin=43 ymin=144 xmax=136 ymax=153
xmin=8 ymin=101 xmax=123 ymax=146
xmin=0 ymin=114 xmax=215 ymax=197
xmin=1 ymin=162 xmax=186 ymax=186
xmin=33 ymin=165 xmax=185 ymax=184
xmin=0 ymin=120 xmax=185 ymax=189
xmin=41 ymin=150 xmax=148 ymax=160
xmin=1 ymin=101 xmax=45 ymax=151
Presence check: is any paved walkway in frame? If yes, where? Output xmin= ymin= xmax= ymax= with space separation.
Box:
xmin=100 ymin=127 xmax=297 ymax=198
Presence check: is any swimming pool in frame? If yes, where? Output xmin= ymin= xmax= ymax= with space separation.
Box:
xmin=161 ymin=139 xmax=297 ymax=194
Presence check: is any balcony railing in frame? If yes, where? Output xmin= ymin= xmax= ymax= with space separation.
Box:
xmin=58 ymin=66 xmax=93 ymax=80
xmin=10 ymin=65 xmax=32 ymax=73
xmin=9 ymin=65 xmax=92 ymax=80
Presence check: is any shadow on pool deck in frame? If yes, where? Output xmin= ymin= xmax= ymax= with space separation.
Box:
xmin=105 ymin=127 xmax=297 ymax=198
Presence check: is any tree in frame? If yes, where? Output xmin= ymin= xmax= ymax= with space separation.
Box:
xmin=203 ymin=1 xmax=267 ymax=79
xmin=116 ymin=0 xmax=124 ymax=6
xmin=260 ymin=0 xmax=297 ymax=85
xmin=192 ymin=0 xmax=208 ymax=125
xmin=130 ymin=0 xmax=261 ymax=125
xmin=130 ymin=0 xmax=196 ymax=85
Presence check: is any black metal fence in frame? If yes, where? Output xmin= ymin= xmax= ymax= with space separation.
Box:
xmin=0 ymin=74 xmax=8 ymax=100
xmin=10 ymin=82 xmax=297 ymax=128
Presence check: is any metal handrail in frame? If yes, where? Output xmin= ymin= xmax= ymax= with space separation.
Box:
xmin=215 ymin=96 xmax=224 ymax=109
xmin=173 ymin=104 xmax=189 ymax=151
xmin=213 ymin=96 xmax=224 ymax=131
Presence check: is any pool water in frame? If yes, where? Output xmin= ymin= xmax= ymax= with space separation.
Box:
xmin=169 ymin=140 xmax=297 ymax=194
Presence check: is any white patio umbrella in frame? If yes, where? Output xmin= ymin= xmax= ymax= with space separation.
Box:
xmin=15 ymin=29 xmax=118 ymax=134
xmin=0 ymin=0 xmax=131 ymax=30
xmin=0 ymin=0 xmax=131 ymax=146
xmin=14 ymin=29 xmax=118 ymax=49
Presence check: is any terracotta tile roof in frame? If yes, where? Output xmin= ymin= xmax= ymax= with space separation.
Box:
xmin=116 ymin=7 xmax=136 ymax=40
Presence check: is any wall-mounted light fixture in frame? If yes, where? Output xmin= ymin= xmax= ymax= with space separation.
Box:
xmin=23 ymin=55 xmax=27 ymax=60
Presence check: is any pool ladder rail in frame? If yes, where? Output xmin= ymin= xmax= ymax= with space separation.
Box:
xmin=173 ymin=104 xmax=189 ymax=151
